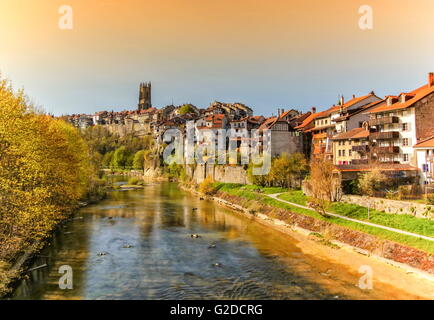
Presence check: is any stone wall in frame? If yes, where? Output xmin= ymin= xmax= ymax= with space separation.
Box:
xmin=188 ymin=164 xmax=251 ymax=185
xmin=271 ymin=131 xmax=304 ymax=158
xmin=104 ymin=122 xmax=149 ymax=138
xmin=341 ymin=194 xmax=434 ymax=219
xmin=215 ymin=192 xmax=434 ymax=274
xmin=415 ymin=91 xmax=434 ymax=141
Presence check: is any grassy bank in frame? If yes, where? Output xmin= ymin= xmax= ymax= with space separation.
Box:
xmin=278 ymin=190 xmax=434 ymax=238
xmin=211 ymin=183 xmax=434 ymax=254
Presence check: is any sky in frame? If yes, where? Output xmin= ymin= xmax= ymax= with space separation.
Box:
xmin=0 ymin=0 xmax=433 ymax=116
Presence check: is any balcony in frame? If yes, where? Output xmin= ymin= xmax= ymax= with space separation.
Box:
xmin=369 ymin=116 xmax=399 ymax=126
xmin=370 ymin=131 xmax=400 ymax=140
xmin=352 ymin=145 xmax=370 ymax=153
xmin=376 ymin=146 xmax=400 ymax=154
xmin=351 ymin=159 xmax=369 ymax=165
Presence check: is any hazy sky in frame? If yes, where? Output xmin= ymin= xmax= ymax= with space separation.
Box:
xmin=0 ymin=0 xmax=433 ymax=116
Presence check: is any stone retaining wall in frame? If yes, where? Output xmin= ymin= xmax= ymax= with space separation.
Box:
xmin=215 ymin=192 xmax=434 ymax=274
xmin=187 ymin=164 xmax=251 ymax=185
xmin=341 ymin=195 xmax=434 ymax=219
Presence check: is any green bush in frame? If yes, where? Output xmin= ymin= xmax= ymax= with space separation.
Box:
xmin=133 ymin=150 xmax=145 ymax=170
xmin=128 ymin=177 xmax=139 ymax=185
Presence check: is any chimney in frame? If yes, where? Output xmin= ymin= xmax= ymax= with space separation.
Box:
xmin=311 ymin=107 xmax=317 ymax=114
xmin=277 ymin=109 xmax=281 ymax=117
xmin=352 ymin=94 xmax=356 ymax=99
xmin=429 ymin=72 xmax=434 ymax=88
xmin=339 ymin=95 xmax=345 ymax=106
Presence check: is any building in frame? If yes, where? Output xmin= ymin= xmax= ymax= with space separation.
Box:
xmin=368 ymin=73 xmax=434 ymax=166
xmin=138 ymin=82 xmax=152 ymax=111
xmin=258 ymin=109 xmax=306 ymax=158
xmin=331 ymin=127 xmax=370 ymax=165
xmin=205 ymin=101 xmax=253 ymax=120
xmin=294 ymin=108 xmax=321 ymax=157
xmin=309 ymin=93 xmax=381 ymax=159
xmin=413 ymin=135 xmax=434 ymax=185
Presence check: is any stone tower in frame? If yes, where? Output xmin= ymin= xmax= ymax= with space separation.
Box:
xmin=138 ymin=82 xmax=152 ymax=111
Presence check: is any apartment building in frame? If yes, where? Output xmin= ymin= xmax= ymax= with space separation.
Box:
xmin=368 ymin=73 xmax=434 ymax=166
xmin=413 ymin=136 xmax=434 ymax=185
xmin=309 ymin=93 xmax=380 ymax=159
xmin=331 ymin=127 xmax=370 ymax=165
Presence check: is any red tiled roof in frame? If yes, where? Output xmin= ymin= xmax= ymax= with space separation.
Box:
xmin=335 ymin=163 xmax=418 ymax=172
xmin=414 ymin=136 xmax=434 ymax=148
xmin=294 ymin=111 xmax=324 ymax=130
xmin=259 ymin=117 xmax=278 ymax=130
xmin=332 ymin=127 xmax=369 ymax=140
xmin=317 ymin=93 xmax=378 ymax=118
xmin=313 ymin=132 xmax=327 ymax=140
xmin=205 ymin=114 xmax=225 ymax=121
xmin=279 ymin=109 xmax=297 ymax=119
xmin=370 ymin=84 xmax=434 ymax=113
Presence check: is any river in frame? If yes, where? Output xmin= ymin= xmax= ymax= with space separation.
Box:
xmin=11 ymin=182 xmax=426 ymax=300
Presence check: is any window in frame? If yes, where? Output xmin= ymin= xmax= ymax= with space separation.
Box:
xmin=422 ymin=164 xmax=429 ymax=172
xmin=338 ymin=150 xmax=341 ymax=157
xmin=349 ymin=150 xmax=352 ymax=157
xmin=402 ymin=123 xmax=409 ymax=131
xmin=403 ymin=154 xmax=409 ymax=162
xmin=402 ymin=138 xmax=409 ymax=146
xmin=342 ymin=150 xmax=346 ymax=157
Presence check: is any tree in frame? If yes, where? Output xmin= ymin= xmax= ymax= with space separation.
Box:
xmin=247 ymin=162 xmax=269 ymax=187
xmin=358 ymin=169 xmax=388 ymax=197
xmin=111 ymin=146 xmax=129 ymax=168
xmin=133 ymin=150 xmax=145 ymax=170
xmin=0 ymin=76 xmax=93 ymax=264
xmin=178 ymin=104 xmax=196 ymax=115
xmin=262 ymin=153 xmax=309 ymax=188
xmin=287 ymin=153 xmax=309 ymax=189
xmin=102 ymin=151 xmax=114 ymax=168
xmin=305 ymin=156 xmax=341 ymax=217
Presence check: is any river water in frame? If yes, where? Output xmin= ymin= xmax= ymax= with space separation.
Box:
xmin=11 ymin=182 xmax=422 ymax=300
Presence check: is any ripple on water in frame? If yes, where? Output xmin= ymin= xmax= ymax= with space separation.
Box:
xmin=11 ymin=183 xmax=420 ymax=300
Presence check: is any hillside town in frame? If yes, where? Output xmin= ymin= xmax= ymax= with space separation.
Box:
xmin=64 ymin=73 xmax=434 ymax=186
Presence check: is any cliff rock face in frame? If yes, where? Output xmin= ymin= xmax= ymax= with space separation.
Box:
xmin=143 ymin=167 xmax=164 ymax=179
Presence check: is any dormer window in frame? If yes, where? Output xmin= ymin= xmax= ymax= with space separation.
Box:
xmin=387 ymin=97 xmax=393 ymax=106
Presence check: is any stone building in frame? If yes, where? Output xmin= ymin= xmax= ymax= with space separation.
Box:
xmin=138 ymin=82 xmax=152 ymax=111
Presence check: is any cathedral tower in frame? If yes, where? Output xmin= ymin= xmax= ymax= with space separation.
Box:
xmin=138 ymin=82 xmax=152 ymax=110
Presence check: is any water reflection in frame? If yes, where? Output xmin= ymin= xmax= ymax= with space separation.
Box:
xmin=12 ymin=182 xmax=421 ymax=300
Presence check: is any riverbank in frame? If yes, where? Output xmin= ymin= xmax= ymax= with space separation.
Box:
xmin=180 ymin=183 xmax=434 ymax=299
xmin=0 ymin=191 xmax=107 ymax=299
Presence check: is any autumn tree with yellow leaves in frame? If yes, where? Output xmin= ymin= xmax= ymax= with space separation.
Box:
xmin=0 ymin=77 xmax=94 ymax=272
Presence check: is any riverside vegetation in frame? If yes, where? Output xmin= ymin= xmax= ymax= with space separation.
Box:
xmin=0 ymin=78 xmax=106 ymax=295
